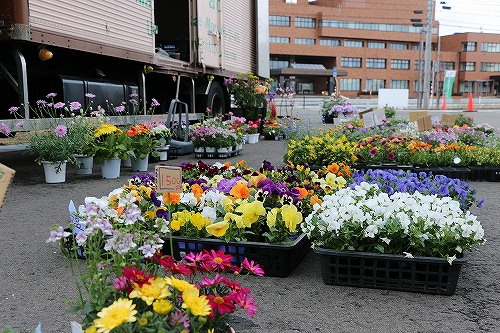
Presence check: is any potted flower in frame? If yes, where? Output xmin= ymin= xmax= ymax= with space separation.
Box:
xmin=125 ymin=123 xmax=160 ymax=171
xmin=93 ymin=123 xmax=131 ymax=178
xmin=67 ymin=115 xmax=99 ymax=175
xmin=224 ymin=72 xmax=272 ymax=121
xmin=302 ymin=182 xmax=486 ymax=294
xmin=245 ymin=119 xmax=261 ymax=144
xmin=320 ymin=91 xmax=352 ymax=123
xmin=27 ymin=124 xmax=79 ymax=183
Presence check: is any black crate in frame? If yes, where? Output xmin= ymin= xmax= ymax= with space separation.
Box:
xmin=314 ymin=247 xmax=467 ymax=295
xmin=162 ymin=234 xmax=310 ymax=278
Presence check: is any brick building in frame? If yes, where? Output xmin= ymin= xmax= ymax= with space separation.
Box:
xmin=268 ymin=0 xmax=500 ymax=98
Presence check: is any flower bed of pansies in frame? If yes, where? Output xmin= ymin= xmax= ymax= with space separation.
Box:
xmin=284 ymin=115 xmax=500 ymax=175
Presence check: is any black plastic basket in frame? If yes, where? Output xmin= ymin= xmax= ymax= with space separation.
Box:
xmin=162 ymin=234 xmax=311 ymax=278
xmin=314 ymin=247 xmax=467 ymax=295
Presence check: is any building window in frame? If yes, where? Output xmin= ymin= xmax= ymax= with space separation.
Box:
xmin=481 ymin=43 xmax=500 ymax=52
xmin=365 ymin=79 xmax=385 ymax=91
xmin=368 ymin=42 xmax=386 ymax=49
xmin=390 ymin=43 xmax=408 ymax=50
xmin=391 ymin=80 xmax=409 ymax=89
xmin=340 ymin=78 xmax=361 ymax=91
xmin=366 ymin=58 xmax=386 ymax=69
xmin=320 ymin=39 xmax=341 ymax=46
xmin=319 ymin=19 xmax=437 ymax=34
xmin=341 ymin=57 xmax=362 ymax=68
xmin=440 ymin=62 xmax=455 ymax=70
xmin=269 ymin=16 xmax=290 ymax=26
xmin=295 ymin=38 xmax=315 ymax=45
xmin=459 ymin=82 xmax=473 ymax=93
xmin=462 ymin=42 xmax=477 ymax=51
xmin=391 ymin=59 xmax=410 ymax=70
xmin=461 ymin=62 xmax=475 ymax=71
xmin=344 ymin=40 xmax=364 ymax=48
xmin=270 ymin=60 xmax=289 ymax=70
xmin=270 ymin=36 xmax=290 ymax=44
xmin=285 ymin=0 xmax=297 ymax=3
xmin=414 ymin=60 xmax=425 ymax=70
xmin=295 ymin=17 xmax=316 ymax=28
xmin=480 ymin=62 xmax=500 ymax=72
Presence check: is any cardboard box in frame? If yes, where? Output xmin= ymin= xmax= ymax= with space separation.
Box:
xmin=0 ymin=163 xmax=15 ymax=212
xmin=417 ymin=115 xmax=433 ymax=132
xmin=441 ymin=114 xmax=457 ymax=126
xmin=409 ymin=111 xmax=428 ymax=122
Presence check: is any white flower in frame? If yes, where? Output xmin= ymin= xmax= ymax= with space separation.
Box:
xmin=447 ymin=254 xmax=457 ymax=265
xmin=454 ymin=156 xmax=461 ymax=164
xmin=403 ymin=252 xmax=414 ymax=259
xmin=364 ymin=224 xmax=378 ymax=238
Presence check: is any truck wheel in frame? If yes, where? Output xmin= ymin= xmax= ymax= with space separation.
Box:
xmin=206 ymin=81 xmax=225 ymax=116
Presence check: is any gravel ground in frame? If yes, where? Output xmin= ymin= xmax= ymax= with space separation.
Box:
xmin=0 ymin=111 xmax=499 ymax=332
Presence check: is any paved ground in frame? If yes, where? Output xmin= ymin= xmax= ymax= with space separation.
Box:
xmin=1 ymin=108 xmax=500 ymax=332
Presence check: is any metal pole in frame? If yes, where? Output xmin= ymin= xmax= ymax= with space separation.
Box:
xmin=422 ymin=0 xmax=434 ymax=109
xmin=417 ymin=30 xmax=424 ymax=109
xmin=435 ymin=35 xmax=442 ymax=109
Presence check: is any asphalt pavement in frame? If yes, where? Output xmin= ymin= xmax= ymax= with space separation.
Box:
xmin=1 ymin=108 xmax=500 ymax=332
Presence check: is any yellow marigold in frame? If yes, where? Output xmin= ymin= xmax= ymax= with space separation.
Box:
xmin=206 ymin=220 xmax=230 ymax=236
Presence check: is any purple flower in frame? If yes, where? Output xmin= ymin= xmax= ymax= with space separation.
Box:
xmin=54 ymin=102 xmax=65 ymax=109
xmin=151 ymin=98 xmax=160 ymax=107
xmin=85 ymin=93 xmax=96 ymax=99
xmin=8 ymin=106 xmax=19 ymax=114
xmin=1 ymin=123 xmax=11 ymax=136
xmin=114 ymin=105 xmax=125 ymax=113
xmin=54 ymin=125 xmax=67 ymax=137
xmin=69 ymin=101 xmax=81 ymax=111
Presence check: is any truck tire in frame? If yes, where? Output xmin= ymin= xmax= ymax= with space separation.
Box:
xmin=206 ymin=81 xmax=225 ymax=116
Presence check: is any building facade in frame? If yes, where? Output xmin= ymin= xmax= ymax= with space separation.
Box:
xmin=269 ymin=0 xmax=500 ymax=98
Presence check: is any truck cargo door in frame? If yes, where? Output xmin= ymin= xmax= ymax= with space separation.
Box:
xmin=196 ymin=0 xmax=222 ymax=69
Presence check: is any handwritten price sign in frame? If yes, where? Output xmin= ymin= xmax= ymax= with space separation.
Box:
xmin=155 ymin=165 xmax=182 ymax=193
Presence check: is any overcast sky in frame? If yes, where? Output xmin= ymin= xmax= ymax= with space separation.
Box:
xmin=436 ymin=0 xmax=500 ymax=36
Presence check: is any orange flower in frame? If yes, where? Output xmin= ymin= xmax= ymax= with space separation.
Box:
xmin=327 ymin=163 xmax=340 ymax=174
xmin=163 ymin=192 xmax=181 ymax=205
xmin=229 ymin=181 xmax=250 ymax=199
xmin=295 ymin=187 xmax=308 ymax=200
xmin=191 ymin=184 xmax=204 ymax=202
xmin=248 ymin=174 xmax=266 ymax=187
xmin=310 ymin=195 xmax=322 ymax=206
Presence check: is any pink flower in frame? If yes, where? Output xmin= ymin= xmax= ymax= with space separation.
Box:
xmin=235 ymin=294 xmax=258 ymax=318
xmin=113 ymin=276 xmax=127 ymax=290
xmin=54 ymin=125 xmax=68 ymax=137
xmin=1 ymin=123 xmax=11 ymax=136
xmin=16 ymin=121 xmax=25 ymax=127
xmin=85 ymin=93 xmax=95 ymax=98
xmin=114 ymin=105 xmax=125 ymax=113
xmin=69 ymin=101 xmax=81 ymax=111
xmin=54 ymin=102 xmax=65 ymax=109
xmin=46 ymin=92 xmax=57 ymax=98
xmin=8 ymin=106 xmax=19 ymax=114
xmin=241 ymin=258 xmax=265 ymax=276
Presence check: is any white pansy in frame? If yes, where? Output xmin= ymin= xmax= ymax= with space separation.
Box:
xmin=201 ymin=206 xmax=217 ymax=222
xmin=180 ymin=192 xmax=198 ymax=206
xmin=364 ymin=224 xmax=378 ymax=238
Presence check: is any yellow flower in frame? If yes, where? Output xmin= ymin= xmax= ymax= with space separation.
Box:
xmin=168 ymin=276 xmax=197 ymax=293
xmin=266 ymin=208 xmax=279 ymax=228
xmin=281 ymin=204 xmax=302 ymax=232
xmin=84 ymin=327 xmax=97 ymax=333
xmin=94 ymin=124 xmax=120 ymax=138
xmin=94 ymin=298 xmax=137 ymax=333
xmin=225 ymin=212 xmax=245 ymax=229
xmin=206 ymin=220 xmax=230 ymax=236
xmin=191 ymin=212 xmax=211 ymax=230
xmin=235 ymin=200 xmax=266 ymax=227
xmin=153 ymin=299 xmax=173 ymax=315
xmin=138 ymin=317 xmax=148 ymax=326
xmin=181 ymin=288 xmax=211 ymax=317
xmin=222 ymin=197 xmax=234 ymax=212
xmin=129 ymin=277 xmax=171 ymax=305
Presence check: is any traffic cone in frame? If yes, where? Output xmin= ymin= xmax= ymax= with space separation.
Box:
xmin=466 ymin=92 xmax=476 ymax=112
xmin=441 ymin=97 xmax=447 ymax=110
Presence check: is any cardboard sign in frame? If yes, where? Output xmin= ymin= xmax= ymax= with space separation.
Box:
xmin=69 ymin=200 xmax=85 ymax=257
xmin=361 ymin=109 xmax=386 ymax=128
xmin=441 ymin=114 xmax=456 ymax=126
xmin=409 ymin=111 xmax=428 ymax=122
xmin=417 ymin=115 xmax=433 ymax=132
xmin=155 ymin=165 xmax=183 ymax=193
xmin=0 ymin=163 xmax=15 ymax=212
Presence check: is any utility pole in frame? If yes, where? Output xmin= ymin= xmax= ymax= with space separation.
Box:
xmin=422 ymin=0 xmax=434 ymax=109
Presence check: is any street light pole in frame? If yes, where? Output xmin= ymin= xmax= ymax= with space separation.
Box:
xmin=422 ymin=0 xmax=434 ymax=109
xmin=417 ymin=30 xmax=424 ymax=109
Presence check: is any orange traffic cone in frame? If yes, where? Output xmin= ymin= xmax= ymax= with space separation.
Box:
xmin=466 ymin=92 xmax=476 ymax=112
xmin=441 ymin=97 xmax=447 ymax=110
